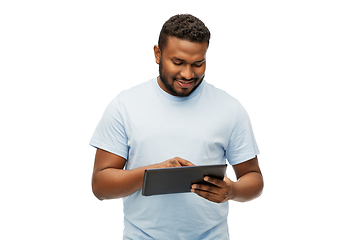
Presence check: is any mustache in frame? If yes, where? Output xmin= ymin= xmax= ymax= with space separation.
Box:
xmin=175 ymin=77 xmax=198 ymax=82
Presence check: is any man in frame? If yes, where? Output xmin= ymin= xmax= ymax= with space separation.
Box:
xmin=90 ymin=14 xmax=263 ymax=239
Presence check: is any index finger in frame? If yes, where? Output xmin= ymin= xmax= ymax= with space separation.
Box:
xmin=175 ymin=157 xmax=195 ymax=167
xmin=204 ymin=176 xmax=225 ymax=187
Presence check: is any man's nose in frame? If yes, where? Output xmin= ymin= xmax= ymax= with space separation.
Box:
xmin=180 ymin=65 xmax=194 ymax=80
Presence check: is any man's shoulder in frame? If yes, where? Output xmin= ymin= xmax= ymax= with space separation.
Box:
xmin=117 ymin=79 xmax=154 ymax=99
xmin=105 ymin=79 xmax=155 ymax=111
xmin=203 ymin=81 xmax=241 ymax=107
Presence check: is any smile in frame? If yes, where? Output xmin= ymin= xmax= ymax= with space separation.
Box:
xmin=176 ymin=80 xmax=194 ymax=88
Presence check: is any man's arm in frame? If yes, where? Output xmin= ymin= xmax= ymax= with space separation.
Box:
xmin=92 ymin=148 xmax=194 ymax=200
xmin=191 ymin=156 xmax=263 ymax=203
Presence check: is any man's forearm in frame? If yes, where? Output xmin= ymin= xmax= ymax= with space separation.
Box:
xmin=92 ymin=157 xmax=195 ymax=200
xmin=230 ymin=172 xmax=264 ymax=202
xmin=92 ymin=166 xmax=148 ymax=200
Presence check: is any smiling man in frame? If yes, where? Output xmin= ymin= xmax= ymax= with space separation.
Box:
xmin=155 ymin=36 xmax=207 ymax=97
xmin=90 ymin=14 xmax=263 ymax=239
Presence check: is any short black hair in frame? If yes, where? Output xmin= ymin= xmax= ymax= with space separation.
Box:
xmin=158 ymin=14 xmax=211 ymax=51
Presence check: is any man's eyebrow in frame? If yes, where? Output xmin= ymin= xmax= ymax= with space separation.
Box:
xmin=171 ymin=57 xmax=205 ymax=63
xmin=193 ymin=59 xmax=206 ymax=64
xmin=171 ymin=57 xmax=185 ymax=62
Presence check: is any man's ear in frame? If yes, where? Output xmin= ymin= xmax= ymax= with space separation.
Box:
xmin=154 ymin=45 xmax=161 ymax=64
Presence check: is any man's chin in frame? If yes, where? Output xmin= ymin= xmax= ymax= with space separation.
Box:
xmin=175 ymin=90 xmax=192 ymax=97
xmin=159 ymin=75 xmax=203 ymax=97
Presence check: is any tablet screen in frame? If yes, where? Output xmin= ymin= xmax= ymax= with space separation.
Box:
xmin=142 ymin=164 xmax=227 ymax=196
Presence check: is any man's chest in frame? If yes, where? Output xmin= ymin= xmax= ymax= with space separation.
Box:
xmin=123 ymin=101 xmax=234 ymax=167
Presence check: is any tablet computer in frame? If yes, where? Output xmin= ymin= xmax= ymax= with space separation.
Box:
xmin=142 ymin=164 xmax=227 ymax=196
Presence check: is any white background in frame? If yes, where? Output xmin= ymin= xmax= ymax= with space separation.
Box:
xmin=1 ymin=0 xmax=359 ymax=239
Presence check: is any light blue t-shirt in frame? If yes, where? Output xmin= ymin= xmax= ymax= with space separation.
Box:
xmin=90 ymin=78 xmax=259 ymax=239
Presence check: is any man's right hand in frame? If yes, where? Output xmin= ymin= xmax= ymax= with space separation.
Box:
xmin=155 ymin=157 xmax=195 ymax=168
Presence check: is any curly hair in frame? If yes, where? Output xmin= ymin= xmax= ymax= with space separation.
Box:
xmin=158 ymin=14 xmax=211 ymax=51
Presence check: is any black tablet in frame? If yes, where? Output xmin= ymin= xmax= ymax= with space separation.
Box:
xmin=142 ymin=164 xmax=227 ymax=196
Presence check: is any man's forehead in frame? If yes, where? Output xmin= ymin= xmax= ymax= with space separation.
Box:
xmin=165 ymin=36 xmax=208 ymax=49
xmin=162 ymin=37 xmax=208 ymax=59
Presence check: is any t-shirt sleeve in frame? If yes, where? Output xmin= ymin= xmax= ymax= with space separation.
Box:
xmin=225 ymin=103 xmax=260 ymax=165
xmin=89 ymin=96 xmax=129 ymax=159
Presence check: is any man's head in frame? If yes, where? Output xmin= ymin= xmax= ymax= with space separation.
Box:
xmin=154 ymin=14 xmax=211 ymax=97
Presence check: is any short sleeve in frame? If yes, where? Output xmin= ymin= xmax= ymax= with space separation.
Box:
xmin=89 ymin=96 xmax=129 ymax=159
xmin=225 ymin=103 xmax=259 ymax=165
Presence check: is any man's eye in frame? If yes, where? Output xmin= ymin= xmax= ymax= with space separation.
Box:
xmin=193 ymin=63 xmax=204 ymax=67
xmin=173 ymin=61 xmax=183 ymax=66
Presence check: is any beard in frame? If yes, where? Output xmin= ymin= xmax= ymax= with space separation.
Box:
xmin=159 ymin=57 xmax=204 ymax=97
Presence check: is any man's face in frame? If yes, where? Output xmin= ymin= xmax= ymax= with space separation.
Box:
xmin=154 ymin=37 xmax=208 ymax=97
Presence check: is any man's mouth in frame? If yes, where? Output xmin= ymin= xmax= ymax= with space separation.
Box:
xmin=176 ymin=79 xmax=195 ymax=89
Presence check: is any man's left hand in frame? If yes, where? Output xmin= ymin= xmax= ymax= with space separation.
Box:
xmin=191 ymin=176 xmax=234 ymax=203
